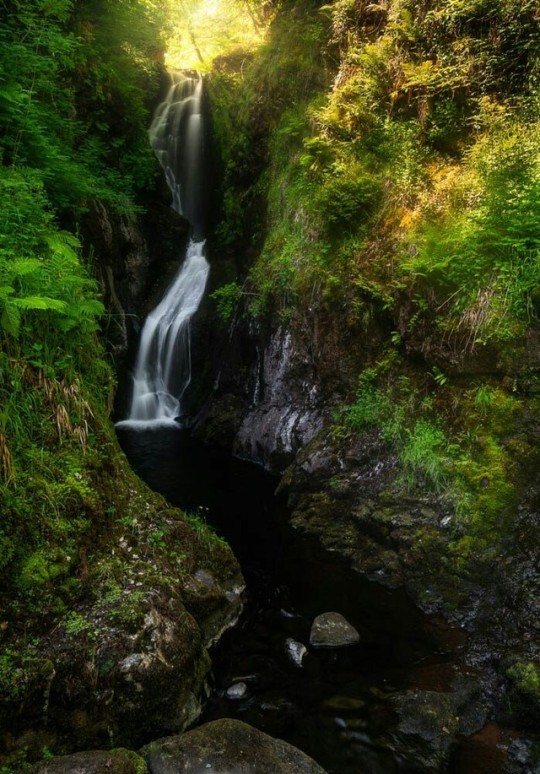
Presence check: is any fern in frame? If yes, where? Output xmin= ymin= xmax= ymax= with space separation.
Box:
xmin=1 ymin=302 xmax=21 ymax=338
xmin=6 ymin=258 xmax=42 ymax=280
xmin=12 ymin=296 xmax=67 ymax=313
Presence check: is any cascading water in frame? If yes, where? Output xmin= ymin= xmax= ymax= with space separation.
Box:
xmin=117 ymin=72 xmax=209 ymax=428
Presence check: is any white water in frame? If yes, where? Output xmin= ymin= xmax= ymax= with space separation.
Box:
xmin=117 ymin=72 xmax=210 ymax=428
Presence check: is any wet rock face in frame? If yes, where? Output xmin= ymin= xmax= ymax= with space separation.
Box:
xmin=81 ymin=198 xmax=190 ymax=359
xmin=194 ymin=305 xmax=385 ymax=473
xmin=140 ymin=718 xmax=328 ymax=773
xmin=233 ymin=327 xmax=325 ymax=471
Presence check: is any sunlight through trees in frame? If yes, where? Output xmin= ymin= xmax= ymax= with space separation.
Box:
xmin=163 ymin=0 xmax=269 ymax=70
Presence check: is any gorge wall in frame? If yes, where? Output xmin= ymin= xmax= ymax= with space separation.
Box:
xmin=184 ymin=0 xmax=540 ymax=748
xmin=2 ymin=0 xmax=540 ymax=768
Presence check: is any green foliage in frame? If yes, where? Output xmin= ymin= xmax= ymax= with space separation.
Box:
xmin=213 ymin=0 xmax=540 ymax=342
xmin=166 ymin=0 xmax=267 ymax=71
xmin=148 ymin=527 xmax=169 ymax=551
xmin=400 ymin=419 xmax=449 ymax=492
xmin=184 ymin=509 xmax=228 ymax=551
xmin=507 ymin=661 xmax=540 ymax=698
xmin=0 ymin=0 xmax=162 ymax=215
xmin=210 ymin=282 xmax=242 ymax=321
xmin=207 ymin=4 xmax=331 ymax=307
xmin=0 ymin=170 xmax=104 ymax=344
xmin=63 ymin=611 xmax=93 ymax=638
xmin=338 ymin=362 xmax=523 ymax=564
xmin=505 ymin=661 xmax=540 ymax=726
xmin=405 ymin=122 xmax=540 ymax=344
xmin=342 ymin=369 xmax=452 ymax=492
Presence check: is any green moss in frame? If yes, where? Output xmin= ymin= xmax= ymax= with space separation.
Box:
xmin=333 ymin=356 xmax=535 ymax=572
xmin=505 ymin=661 xmax=540 ymax=726
xmin=507 ymin=661 xmax=540 ymax=696
xmin=183 ymin=510 xmax=229 ymax=554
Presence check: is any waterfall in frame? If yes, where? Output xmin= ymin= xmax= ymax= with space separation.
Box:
xmin=117 ymin=72 xmax=210 ymax=428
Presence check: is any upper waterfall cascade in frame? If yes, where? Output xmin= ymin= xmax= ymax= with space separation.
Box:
xmin=117 ymin=72 xmax=210 ymax=428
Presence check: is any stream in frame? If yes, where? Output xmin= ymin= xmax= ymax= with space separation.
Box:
xmin=117 ymin=424 xmax=471 ymax=773
xmin=115 ymin=70 xmax=503 ymax=773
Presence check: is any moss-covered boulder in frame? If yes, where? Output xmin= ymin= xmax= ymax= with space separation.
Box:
xmin=389 ymin=678 xmax=487 ymax=771
xmin=140 ymin=718 xmax=327 ymax=773
xmin=0 ymin=440 xmax=243 ymax=765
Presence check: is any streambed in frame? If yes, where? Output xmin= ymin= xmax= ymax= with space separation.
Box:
xmin=117 ymin=425 xmax=482 ymax=773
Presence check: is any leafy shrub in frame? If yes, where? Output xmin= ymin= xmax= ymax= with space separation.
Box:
xmin=210 ymin=282 xmax=243 ymax=321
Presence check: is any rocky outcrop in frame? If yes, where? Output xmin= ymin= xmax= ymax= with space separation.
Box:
xmin=140 ymin=718 xmax=328 ymax=773
xmin=193 ymin=303 xmax=387 ymax=472
xmin=388 ymin=677 xmax=488 ymax=771
xmin=0 ymin=462 xmax=243 ymax=764
xmin=277 ymin=427 xmax=465 ymax=615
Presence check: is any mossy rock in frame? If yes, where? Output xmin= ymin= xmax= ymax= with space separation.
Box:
xmin=31 ymin=748 xmax=147 ymax=773
xmin=140 ymin=718 xmax=327 ymax=773
xmin=505 ymin=661 xmax=540 ymax=726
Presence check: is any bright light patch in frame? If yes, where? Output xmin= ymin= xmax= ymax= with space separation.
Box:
xmin=164 ymin=0 xmax=267 ymax=71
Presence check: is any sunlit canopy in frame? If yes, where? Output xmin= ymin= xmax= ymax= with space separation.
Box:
xmin=163 ymin=0 xmax=267 ymax=71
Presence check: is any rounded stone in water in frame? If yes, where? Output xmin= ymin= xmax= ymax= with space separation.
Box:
xmin=309 ymin=612 xmax=360 ymax=648
xmin=285 ymin=637 xmax=307 ymax=667
xmin=226 ymin=681 xmax=248 ymax=700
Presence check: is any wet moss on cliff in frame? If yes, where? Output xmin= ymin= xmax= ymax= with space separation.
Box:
xmin=200 ymin=4 xmax=540 ymax=736
xmin=205 ymin=0 xmax=540 ymax=561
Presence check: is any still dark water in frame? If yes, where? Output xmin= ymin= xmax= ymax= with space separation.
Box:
xmin=117 ymin=425 xmax=473 ymax=773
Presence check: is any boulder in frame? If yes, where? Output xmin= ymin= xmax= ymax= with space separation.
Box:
xmin=140 ymin=718 xmax=327 ymax=773
xmin=391 ymin=677 xmax=487 ymax=770
xmin=309 ymin=612 xmax=360 ymax=648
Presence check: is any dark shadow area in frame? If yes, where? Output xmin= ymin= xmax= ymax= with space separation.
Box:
xmin=117 ymin=426 xmax=458 ymax=773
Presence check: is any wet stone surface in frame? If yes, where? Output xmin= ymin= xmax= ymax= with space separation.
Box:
xmin=140 ymin=718 xmax=327 ymax=773
xmin=309 ymin=612 xmax=360 ymax=648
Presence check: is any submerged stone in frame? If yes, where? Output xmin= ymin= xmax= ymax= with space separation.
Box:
xmin=322 ymin=695 xmax=367 ymax=712
xmin=309 ymin=612 xmax=360 ymax=648
xmin=140 ymin=718 xmax=327 ymax=773
xmin=285 ymin=637 xmax=307 ymax=667
xmin=226 ymin=681 xmax=248 ymax=699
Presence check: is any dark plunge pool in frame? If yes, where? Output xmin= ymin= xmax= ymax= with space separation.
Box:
xmin=117 ymin=425 xmax=465 ymax=773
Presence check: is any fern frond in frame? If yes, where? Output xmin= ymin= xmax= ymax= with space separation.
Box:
xmin=1 ymin=302 xmax=21 ymax=337
xmin=12 ymin=296 xmax=68 ymax=312
xmin=44 ymin=230 xmax=81 ymax=262
xmin=8 ymin=258 xmax=42 ymax=279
